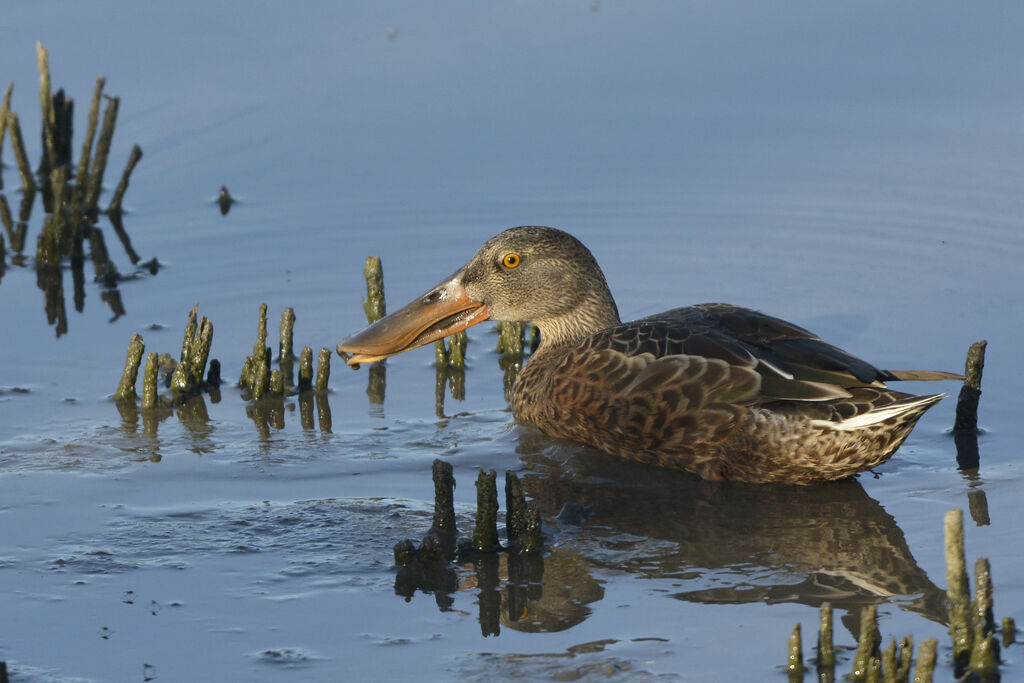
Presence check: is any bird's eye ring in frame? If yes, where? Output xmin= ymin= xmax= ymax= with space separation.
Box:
xmin=502 ymin=252 xmax=521 ymax=269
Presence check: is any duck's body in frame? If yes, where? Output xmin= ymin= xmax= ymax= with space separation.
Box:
xmin=338 ymin=226 xmax=961 ymax=484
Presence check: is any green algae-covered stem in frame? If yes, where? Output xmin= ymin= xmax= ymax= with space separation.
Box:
xmin=897 ymin=636 xmax=914 ymax=683
xmin=141 ymin=352 xmax=159 ymax=409
xmin=298 ymin=346 xmax=313 ymax=392
xmin=188 ymin=317 xmax=213 ymax=387
xmin=851 ymin=605 xmax=880 ymax=683
xmin=1001 ymin=616 xmax=1016 ymax=648
xmin=880 ymin=638 xmax=897 ymax=683
xmin=818 ymin=602 xmax=835 ymax=669
xmin=7 ymin=113 xmax=36 ymax=193
xmin=50 ymin=166 xmax=73 ymax=257
xmin=472 ymin=469 xmax=499 ymax=552
xmin=974 ymin=556 xmax=995 ymax=638
xmin=269 ymin=369 xmax=283 ymax=395
xmin=315 ymin=347 xmax=331 ymax=391
xmin=106 ymin=144 xmax=143 ymax=215
xmin=363 ymin=255 xmax=385 ymax=323
xmin=787 ymin=623 xmax=803 ymax=678
xmin=249 ymin=304 xmax=269 ymax=398
xmin=36 ymin=43 xmax=57 ymax=174
xmin=83 ymin=95 xmax=120 ymax=215
xmin=945 ymin=509 xmax=972 ymax=663
xmin=968 ymin=633 xmax=997 ymax=680
xmin=279 ymin=307 xmax=295 ymax=361
xmin=73 ymin=77 xmax=104 ymax=208
xmin=431 ymin=459 xmax=456 ymax=535
xmin=434 ymin=339 xmax=447 ymax=366
xmin=912 ymin=638 xmax=937 ymax=683
xmin=954 ymin=340 xmax=986 ymax=433
xmin=504 ymin=471 xmax=526 ymax=547
xmin=449 ymin=330 xmax=466 ymax=368
xmin=113 ymin=332 xmax=145 ymax=401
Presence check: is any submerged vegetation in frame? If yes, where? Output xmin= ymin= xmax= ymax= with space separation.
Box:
xmin=786 ymin=509 xmax=1013 ymax=682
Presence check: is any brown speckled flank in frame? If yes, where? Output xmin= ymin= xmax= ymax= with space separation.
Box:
xmin=339 ymin=226 xmax=961 ymax=484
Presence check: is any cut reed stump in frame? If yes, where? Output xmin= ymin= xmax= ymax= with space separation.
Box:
xmin=112 ymin=332 xmax=145 ymax=401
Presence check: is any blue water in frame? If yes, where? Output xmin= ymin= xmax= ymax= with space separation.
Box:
xmin=2 ymin=2 xmax=1023 ymax=680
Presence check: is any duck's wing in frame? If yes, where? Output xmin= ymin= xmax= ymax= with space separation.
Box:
xmin=583 ymin=304 xmax=898 ymax=403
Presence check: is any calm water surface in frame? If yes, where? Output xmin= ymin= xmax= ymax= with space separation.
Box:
xmin=2 ymin=2 xmax=1023 ymax=680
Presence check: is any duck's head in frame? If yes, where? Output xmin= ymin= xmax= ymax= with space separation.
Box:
xmin=337 ymin=226 xmax=621 ymax=365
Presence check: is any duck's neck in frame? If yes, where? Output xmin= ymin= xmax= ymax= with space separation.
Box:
xmin=534 ymin=287 xmax=621 ymax=348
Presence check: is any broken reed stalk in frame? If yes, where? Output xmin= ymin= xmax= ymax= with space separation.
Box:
xmin=83 ymin=95 xmax=119 ymax=216
xmin=106 ymin=144 xmax=143 ymax=214
xmin=279 ymin=307 xmax=295 ymax=362
xmin=913 ymin=639 xmax=937 ymax=683
xmin=1003 ymin=617 xmax=1016 ymax=648
xmin=297 ymin=346 xmax=313 ymax=392
xmin=170 ymin=304 xmax=213 ymax=395
xmin=0 ymin=83 xmax=11 ymax=191
xmin=250 ymin=303 xmax=269 ymax=398
xmin=505 ymin=472 xmax=527 ymax=546
xmin=945 ymin=509 xmax=972 ymax=664
xmin=954 ymin=340 xmax=986 ymax=433
xmin=851 ymin=605 xmax=880 ymax=683
xmin=141 ymin=352 xmax=158 ymax=409
xmin=113 ymin=332 xmax=145 ymax=401
xmin=472 ymin=470 xmax=499 ymax=552
xmin=818 ymin=602 xmax=834 ymax=670
xmin=363 ymin=255 xmax=385 ymax=324
xmin=72 ymin=77 xmax=104 ymax=208
xmin=7 ymin=112 xmax=36 ymax=193
xmin=315 ymin=348 xmax=331 ymax=391
xmin=787 ymin=624 xmax=803 ymax=679
xmin=431 ymin=459 xmax=456 ymax=535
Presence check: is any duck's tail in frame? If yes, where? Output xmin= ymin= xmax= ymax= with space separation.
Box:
xmin=823 ymin=392 xmax=945 ymax=432
xmin=885 ymin=369 xmax=965 ymax=382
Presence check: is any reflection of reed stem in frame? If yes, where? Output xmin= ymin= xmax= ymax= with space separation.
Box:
xmin=113 ymin=333 xmax=145 ymax=401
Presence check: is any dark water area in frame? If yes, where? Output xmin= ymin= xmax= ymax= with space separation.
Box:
xmin=2 ymin=2 xmax=1023 ymax=680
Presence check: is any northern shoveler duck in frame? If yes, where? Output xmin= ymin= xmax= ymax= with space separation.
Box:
xmin=337 ymin=226 xmax=962 ymax=484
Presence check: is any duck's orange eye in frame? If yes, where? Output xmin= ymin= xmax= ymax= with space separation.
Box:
xmin=502 ymin=252 xmax=521 ymax=269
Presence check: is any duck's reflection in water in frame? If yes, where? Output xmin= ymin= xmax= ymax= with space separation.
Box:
xmin=511 ymin=433 xmax=946 ymax=634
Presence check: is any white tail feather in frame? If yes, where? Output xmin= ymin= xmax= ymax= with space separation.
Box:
xmin=812 ymin=394 xmax=945 ymax=432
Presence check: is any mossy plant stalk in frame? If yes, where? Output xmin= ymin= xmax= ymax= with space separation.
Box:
xmin=431 ymin=459 xmax=456 ymax=535
xmin=279 ymin=307 xmax=295 ymax=361
xmin=787 ymin=624 xmax=803 ymax=679
xmin=141 ymin=352 xmax=158 ymax=409
xmin=954 ymin=340 xmax=986 ymax=433
xmin=818 ymin=602 xmax=834 ymax=669
xmin=106 ymin=144 xmax=143 ymax=214
xmin=851 ymin=605 xmax=880 ymax=683
xmin=36 ymin=43 xmax=57 ymax=174
xmin=1001 ymin=617 xmax=1016 ymax=648
xmin=298 ymin=346 xmax=313 ymax=392
xmin=472 ymin=470 xmax=499 ymax=552
xmin=83 ymin=96 xmax=119 ymax=215
xmin=315 ymin=348 xmax=331 ymax=391
xmin=363 ymin=255 xmax=385 ymax=323
xmin=250 ymin=304 xmax=269 ymax=398
xmin=945 ymin=509 xmax=972 ymax=664
xmin=72 ymin=77 xmax=104 ymax=209
xmin=113 ymin=332 xmax=145 ymax=401
xmin=504 ymin=471 xmax=526 ymax=547
xmin=912 ymin=638 xmax=937 ymax=683
xmin=0 ymin=83 xmax=11 ymax=191
xmin=7 ymin=113 xmax=36 ymax=193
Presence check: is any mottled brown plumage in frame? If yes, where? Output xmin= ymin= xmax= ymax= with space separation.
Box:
xmin=338 ymin=226 xmax=962 ymax=484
